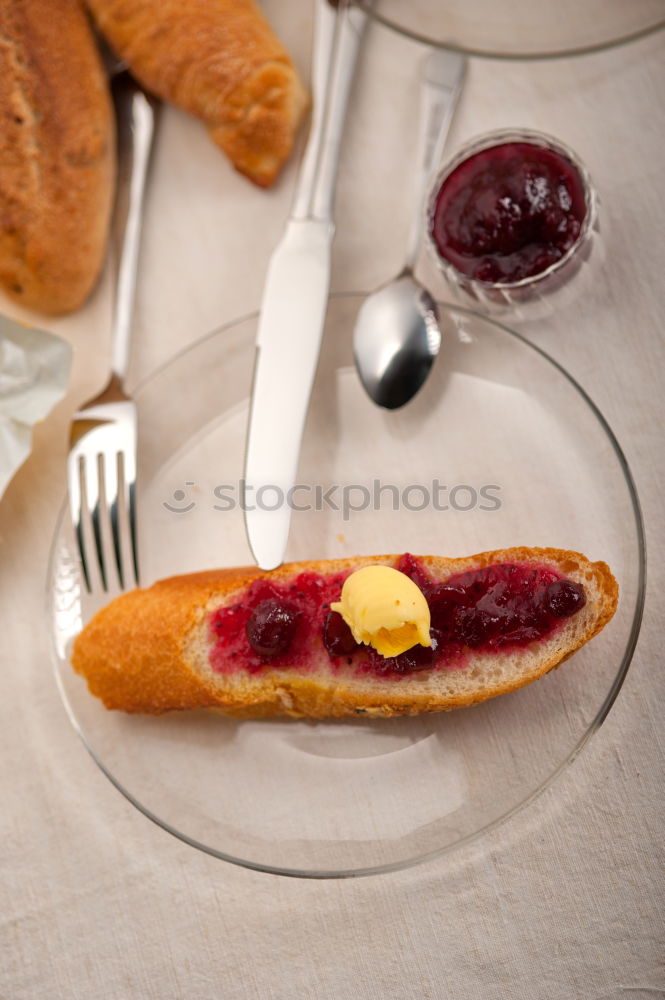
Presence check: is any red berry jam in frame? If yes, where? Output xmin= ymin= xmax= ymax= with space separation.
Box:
xmin=425 ymin=563 xmax=585 ymax=651
xmin=367 ymin=634 xmax=439 ymax=677
xmin=208 ymin=557 xmax=586 ymax=679
xmin=209 ymin=572 xmax=348 ymax=674
xmin=246 ymin=599 xmax=300 ymax=657
xmin=540 ymin=578 xmax=586 ymax=618
xmin=430 ymin=140 xmax=587 ymax=284
xmin=323 ymin=611 xmax=359 ymax=657
xmin=395 ymin=552 xmax=432 ymax=593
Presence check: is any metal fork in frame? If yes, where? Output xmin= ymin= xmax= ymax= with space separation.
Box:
xmin=68 ymin=72 xmax=157 ymax=593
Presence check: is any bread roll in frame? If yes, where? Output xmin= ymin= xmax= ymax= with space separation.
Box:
xmin=0 ymin=0 xmax=115 ymax=314
xmin=71 ymin=547 xmax=618 ymax=718
xmin=86 ymin=0 xmax=308 ymax=187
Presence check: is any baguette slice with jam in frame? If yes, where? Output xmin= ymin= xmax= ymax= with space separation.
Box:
xmin=71 ymin=547 xmax=618 ymax=718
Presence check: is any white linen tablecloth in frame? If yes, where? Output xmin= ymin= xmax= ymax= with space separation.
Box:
xmin=0 ymin=13 xmax=663 ymax=998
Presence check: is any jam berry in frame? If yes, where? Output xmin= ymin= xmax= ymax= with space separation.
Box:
xmin=323 ymin=611 xmax=358 ymax=658
xmin=430 ymin=141 xmax=587 ymax=283
xmin=246 ymin=599 xmax=300 ymax=658
xmin=540 ymin=579 xmax=586 ymax=618
xmin=369 ymin=631 xmax=440 ymax=676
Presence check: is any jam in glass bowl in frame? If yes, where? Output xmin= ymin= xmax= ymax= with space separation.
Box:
xmin=426 ymin=129 xmax=598 ymax=309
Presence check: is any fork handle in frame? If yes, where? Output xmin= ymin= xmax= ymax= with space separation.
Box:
xmin=110 ymin=72 xmax=158 ymax=384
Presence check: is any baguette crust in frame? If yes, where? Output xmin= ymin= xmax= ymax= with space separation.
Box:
xmin=72 ymin=548 xmax=619 ymax=719
xmin=0 ymin=0 xmax=115 ymax=313
xmin=86 ymin=0 xmax=308 ymax=187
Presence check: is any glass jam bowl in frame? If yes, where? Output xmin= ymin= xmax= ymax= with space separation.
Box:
xmin=426 ymin=129 xmax=599 ymax=311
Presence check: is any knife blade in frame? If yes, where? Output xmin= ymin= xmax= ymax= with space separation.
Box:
xmin=243 ymin=217 xmax=333 ymax=570
xmin=243 ymin=0 xmax=368 ymax=570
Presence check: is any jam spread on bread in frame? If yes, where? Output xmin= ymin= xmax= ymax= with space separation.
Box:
xmin=429 ymin=141 xmax=587 ymax=283
xmin=209 ymin=556 xmax=586 ymax=678
xmin=211 ymin=572 xmax=347 ymax=674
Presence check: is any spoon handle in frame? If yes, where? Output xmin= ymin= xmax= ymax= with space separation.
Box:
xmin=404 ymin=49 xmax=466 ymax=272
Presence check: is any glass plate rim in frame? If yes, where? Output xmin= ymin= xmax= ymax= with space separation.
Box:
xmin=48 ymin=294 xmax=647 ymax=879
xmin=356 ymin=2 xmax=665 ymax=62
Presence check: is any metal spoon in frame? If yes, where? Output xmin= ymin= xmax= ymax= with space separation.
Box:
xmin=353 ymin=49 xmax=465 ymax=409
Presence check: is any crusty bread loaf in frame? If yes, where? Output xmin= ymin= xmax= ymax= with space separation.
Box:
xmin=0 ymin=0 xmax=115 ymax=314
xmin=71 ymin=547 xmax=618 ymax=719
xmin=86 ymin=0 xmax=308 ymax=187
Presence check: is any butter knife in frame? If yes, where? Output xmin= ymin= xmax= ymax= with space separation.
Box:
xmin=243 ymin=0 xmax=368 ymax=570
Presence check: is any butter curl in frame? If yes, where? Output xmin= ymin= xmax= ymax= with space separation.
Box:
xmin=331 ymin=565 xmax=431 ymax=657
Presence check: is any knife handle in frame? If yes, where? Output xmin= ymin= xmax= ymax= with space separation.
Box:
xmin=292 ymin=0 xmax=368 ymax=223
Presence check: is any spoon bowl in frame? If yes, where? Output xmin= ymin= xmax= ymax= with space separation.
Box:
xmin=354 ymin=271 xmax=440 ymax=409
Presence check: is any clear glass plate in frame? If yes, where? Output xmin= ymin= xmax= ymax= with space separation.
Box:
xmin=48 ymin=295 xmax=645 ymax=878
xmin=358 ymin=0 xmax=665 ymax=60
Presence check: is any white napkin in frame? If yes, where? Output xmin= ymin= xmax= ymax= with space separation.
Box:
xmin=0 ymin=316 xmax=72 ymax=499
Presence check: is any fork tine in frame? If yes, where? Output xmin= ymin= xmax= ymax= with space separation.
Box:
xmin=120 ymin=449 xmax=140 ymax=586
xmin=69 ymin=454 xmax=92 ymax=593
xmin=103 ymin=451 xmax=125 ymax=590
xmin=83 ymin=453 xmax=108 ymax=592
xmin=129 ymin=478 xmax=139 ymax=586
